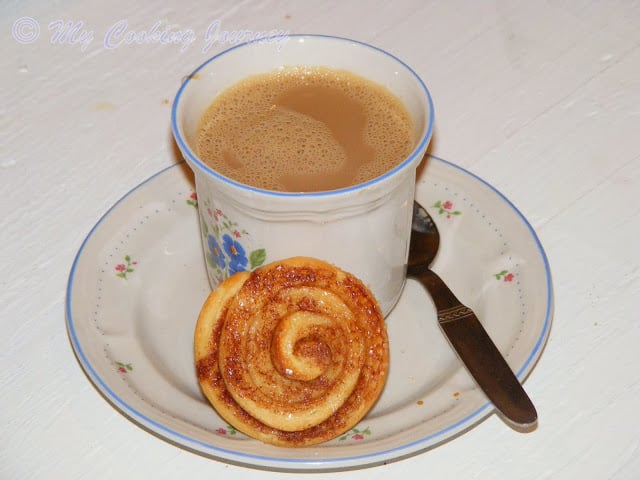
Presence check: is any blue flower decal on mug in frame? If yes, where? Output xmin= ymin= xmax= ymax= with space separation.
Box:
xmin=223 ymin=233 xmax=249 ymax=274
xmin=200 ymin=197 xmax=266 ymax=281
xmin=207 ymin=234 xmax=226 ymax=269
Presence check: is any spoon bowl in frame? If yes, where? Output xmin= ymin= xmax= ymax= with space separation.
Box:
xmin=408 ymin=201 xmax=439 ymax=273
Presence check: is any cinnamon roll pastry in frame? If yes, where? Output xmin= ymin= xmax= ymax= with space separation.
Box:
xmin=194 ymin=256 xmax=389 ymax=447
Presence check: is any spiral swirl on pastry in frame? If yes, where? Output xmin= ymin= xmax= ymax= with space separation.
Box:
xmin=194 ymin=257 xmax=389 ymax=447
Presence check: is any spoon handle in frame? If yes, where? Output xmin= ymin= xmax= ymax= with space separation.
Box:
xmin=412 ymin=269 xmax=538 ymax=428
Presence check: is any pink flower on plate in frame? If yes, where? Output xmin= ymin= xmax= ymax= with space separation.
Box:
xmin=495 ymin=270 xmax=515 ymax=282
xmin=216 ymin=425 xmax=237 ymax=436
xmin=115 ymin=362 xmax=132 ymax=373
xmin=433 ymin=200 xmax=461 ymax=218
xmin=115 ymin=255 xmax=137 ymax=279
xmin=339 ymin=426 xmax=371 ymax=441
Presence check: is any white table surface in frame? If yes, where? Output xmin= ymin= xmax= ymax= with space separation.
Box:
xmin=2 ymin=1 xmax=639 ymax=478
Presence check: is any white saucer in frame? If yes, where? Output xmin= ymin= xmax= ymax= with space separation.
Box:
xmin=65 ymin=156 xmax=552 ymax=471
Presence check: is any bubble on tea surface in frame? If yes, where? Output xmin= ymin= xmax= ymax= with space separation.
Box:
xmin=196 ymin=66 xmax=415 ymax=192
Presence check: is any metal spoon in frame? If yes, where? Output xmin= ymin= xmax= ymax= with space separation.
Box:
xmin=407 ymin=201 xmax=538 ymax=429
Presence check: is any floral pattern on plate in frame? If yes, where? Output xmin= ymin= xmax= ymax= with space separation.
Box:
xmin=65 ymin=158 xmax=552 ymax=470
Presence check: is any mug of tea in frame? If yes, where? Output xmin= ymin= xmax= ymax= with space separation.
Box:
xmin=171 ymin=34 xmax=434 ymax=316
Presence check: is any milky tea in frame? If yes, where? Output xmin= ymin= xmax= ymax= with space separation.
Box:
xmin=195 ymin=66 xmax=415 ymax=192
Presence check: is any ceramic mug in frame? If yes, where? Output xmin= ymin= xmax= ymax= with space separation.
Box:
xmin=171 ymin=34 xmax=434 ymax=316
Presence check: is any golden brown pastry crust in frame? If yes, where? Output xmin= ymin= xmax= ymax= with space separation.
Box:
xmin=194 ymin=256 xmax=389 ymax=447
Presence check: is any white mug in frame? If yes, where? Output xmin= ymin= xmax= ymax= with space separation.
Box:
xmin=171 ymin=34 xmax=434 ymax=316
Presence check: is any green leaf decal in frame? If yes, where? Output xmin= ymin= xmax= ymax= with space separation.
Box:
xmin=249 ymin=249 xmax=267 ymax=269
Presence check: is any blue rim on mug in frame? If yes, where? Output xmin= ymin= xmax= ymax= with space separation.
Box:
xmin=171 ymin=34 xmax=434 ymax=198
